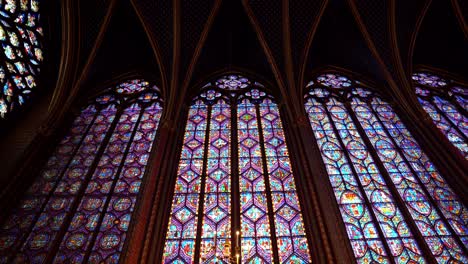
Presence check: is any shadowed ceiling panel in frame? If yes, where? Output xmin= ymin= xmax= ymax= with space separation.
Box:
xmin=306 ymin=0 xmax=385 ymax=87
xmin=351 ymin=0 xmax=396 ymax=75
xmin=83 ymin=0 xmax=160 ymax=93
xmin=79 ymin=0 xmax=112 ymax=71
xmin=189 ymin=0 xmax=274 ymax=93
xmin=247 ymin=0 xmax=284 ymax=73
xmin=133 ymin=0 xmax=173 ymax=75
xmin=289 ymin=0 xmax=325 ymax=79
xmin=456 ymin=0 xmax=468 ymax=23
xmin=413 ymin=0 xmax=467 ymax=76
xmin=395 ymin=0 xmax=429 ymax=70
xmin=179 ymin=0 xmax=216 ymax=83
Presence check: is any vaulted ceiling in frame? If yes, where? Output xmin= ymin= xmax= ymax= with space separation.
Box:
xmin=76 ymin=0 xmax=466 ymax=104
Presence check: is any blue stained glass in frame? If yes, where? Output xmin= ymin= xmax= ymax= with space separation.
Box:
xmin=305 ymin=97 xmax=423 ymax=263
xmin=0 ymin=0 xmax=43 ymax=118
xmin=163 ymin=74 xmax=311 ymax=264
xmin=0 ymin=80 xmax=163 ymax=263
xmin=354 ymin=97 xmax=467 ymax=263
xmin=306 ymin=73 xmax=468 ymax=263
xmin=413 ymin=72 xmax=468 ymax=158
xmin=163 ymin=100 xmax=207 ymax=263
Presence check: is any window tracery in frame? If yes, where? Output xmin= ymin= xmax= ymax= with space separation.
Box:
xmin=0 ymin=0 xmax=42 ymax=118
xmin=305 ymin=73 xmax=468 ymax=263
xmin=0 ymin=79 xmax=163 ymax=263
xmin=163 ymin=74 xmax=312 ymax=264
xmin=412 ymin=72 xmax=467 ymax=158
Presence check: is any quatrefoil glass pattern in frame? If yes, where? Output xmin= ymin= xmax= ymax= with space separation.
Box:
xmin=305 ymin=73 xmax=468 ymax=263
xmin=0 ymin=80 xmax=163 ymax=263
xmin=215 ymin=75 xmax=250 ymax=90
xmin=412 ymin=72 xmax=468 ymax=158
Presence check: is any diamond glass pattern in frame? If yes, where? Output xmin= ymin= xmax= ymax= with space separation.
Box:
xmin=163 ymin=74 xmax=312 ymax=263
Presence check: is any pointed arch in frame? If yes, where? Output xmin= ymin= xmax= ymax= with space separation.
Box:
xmin=162 ymin=73 xmax=312 ymax=263
xmin=411 ymin=69 xmax=467 ymax=159
xmin=0 ymin=79 xmax=164 ymax=263
xmin=304 ymin=71 xmax=468 ymax=263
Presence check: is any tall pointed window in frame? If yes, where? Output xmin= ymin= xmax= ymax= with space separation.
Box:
xmin=0 ymin=0 xmax=43 ymax=118
xmin=412 ymin=72 xmax=467 ymax=158
xmin=0 ymin=79 xmax=163 ymax=263
xmin=163 ymin=75 xmax=312 ymax=263
xmin=305 ymin=73 xmax=468 ymax=263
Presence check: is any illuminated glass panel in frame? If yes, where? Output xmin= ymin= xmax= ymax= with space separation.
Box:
xmin=238 ymin=99 xmax=273 ymax=263
xmin=163 ymin=100 xmax=207 ymax=263
xmin=305 ymin=73 xmax=468 ymax=263
xmin=0 ymin=0 xmax=43 ymax=118
xmin=0 ymin=79 xmax=163 ymax=263
xmin=259 ymin=99 xmax=311 ymax=263
xmin=413 ymin=72 xmax=468 ymax=158
xmin=163 ymin=75 xmax=312 ymax=263
xmin=354 ymin=97 xmax=467 ymax=262
xmin=200 ymin=100 xmax=231 ymax=262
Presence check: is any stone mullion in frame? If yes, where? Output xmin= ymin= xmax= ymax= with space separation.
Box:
xmin=345 ymin=100 xmax=437 ymax=264
xmin=193 ymin=104 xmax=212 ymax=263
xmin=255 ymin=105 xmax=280 ymax=263
xmin=82 ymin=104 xmax=146 ymax=261
xmin=323 ymin=99 xmax=396 ymax=264
xmin=230 ymin=101 xmax=240 ymax=256
xmin=45 ymin=106 xmax=124 ymax=263
xmin=369 ymin=102 xmax=468 ymax=258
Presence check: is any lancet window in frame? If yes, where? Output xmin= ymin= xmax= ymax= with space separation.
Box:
xmin=163 ymin=74 xmax=312 ymax=264
xmin=305 ymin=73 xmax=468 ymax=263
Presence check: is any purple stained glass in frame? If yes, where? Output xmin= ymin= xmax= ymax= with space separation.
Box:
xmin=163 ymin=74 xmax=312 ymax=263
xmin=353 ymin=98 xmax=467 ymax=262
xmin=216 ymin=75 xmax=250 ymax=90
xmin=0 ymin=80 xmax=163 ymax=263
xmin=412 ymin=73 xmax=448 ymax=87
xmin=412 ymin=72 xmax=468 ymax=159
xmin=0 ymin=0 xmax=43 ymax=118
xmin=316 ymin=73 xmax=352 ymax=89
xmin=90 ymin=102 xmax=162 ymax=262
xmin=259 ymin=99 xmax=312 ymax=263
xmin=15 ymin=104 xmax=117 ymax=263
xmin=0 ymin=105 xmax=97 ymax=262
xmin=306 ymin=73 xmax=468 ymax=263
xmin=54 ymin=104 xmax=141 ymax=262
xmin=200 ymin=100 xmax=232 ymax=262
xmin=200 ymin=89 xmax=222 ymax=102
xmin=238 ymin=99 xmax=274 ymax=263
xmin=418 ymin=99 xmax=468 ymax=158
xmin=367 ymin=97 xmax=468 ymax=250
xmin=163 ymin=100 xmax=207 ymax=263
xmin=116 ymin=79 xmax=151 ymax=94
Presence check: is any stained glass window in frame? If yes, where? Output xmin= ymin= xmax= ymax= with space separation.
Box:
xmin=0 ymin=79 xmax=163 ymax=263
xmin=0 ymin=0 xmax=43 ymax=118
xmin=305 ymin=73 xmax=468 ymax=263
xmin=163 ymin=75 xmax=312 ymax=263
xmin=412 ymin=72 xmax=468 ymax=158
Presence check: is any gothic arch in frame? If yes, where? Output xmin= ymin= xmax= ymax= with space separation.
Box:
xmin=0 ymin=78 xmax=164 ymax=263
xmin=160 ymin=72 xmax=314 ymax=263
xmin=303 ymin=70 xmax=468 ymax=263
